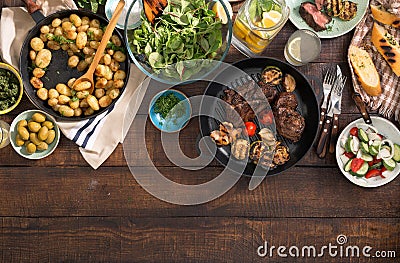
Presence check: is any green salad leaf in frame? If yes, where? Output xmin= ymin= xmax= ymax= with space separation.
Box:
xmin=129 ymin=0 xmax=224 ymax=80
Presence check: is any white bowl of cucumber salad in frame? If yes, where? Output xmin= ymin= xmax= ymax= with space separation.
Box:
xmin=336 ymin=116 xmax=400 ymax=188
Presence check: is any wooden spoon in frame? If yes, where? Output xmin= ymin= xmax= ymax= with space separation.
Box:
xmin=72 ymin=0 xmax=125 ymax=94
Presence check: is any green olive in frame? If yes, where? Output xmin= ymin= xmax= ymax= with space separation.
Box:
xmin=17 ymin=126 xmax=29 ymax=141
xmin=29 ymin=133 xmax=42 ymax=145
xmin=37 ymin=142 xmax=48 ymax=151
xmin=26 ymin=143 xmax=37 ymax=154
xmin=15 ymin=135 xmax=25 ymax=146
xmin=45 ymin=130 xmax=56 ymax=144
xmin=32 ymin=112 xmax=46 ymax=123
xmin=28 ymin=121 xmax=41 ymax=133
xmin=38 ymin=126 xmax=49 ymax=141
xmin=42 ymin=121 xmax=54 ymax=130
xmin=17 ymin=120 xmax=28 ymax=128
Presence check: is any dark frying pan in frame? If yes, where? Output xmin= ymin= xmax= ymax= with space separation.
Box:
xmin=199 ymin=58 xmax=320 ymax=176
xmin=19 ymin=0 xmax=130 ymax=121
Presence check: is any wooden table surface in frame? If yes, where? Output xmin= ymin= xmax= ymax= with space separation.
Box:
xmin=0 ymin=1 xmax=399 ymax=262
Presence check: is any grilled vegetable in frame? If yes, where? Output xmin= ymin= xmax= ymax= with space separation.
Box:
xmin=231 ymin=139 xmax=250 ymax=160
xmin=261 ymin=66 xmax=282 ymax=85
xmin=338 ymin=1 xmax=357 ymax=21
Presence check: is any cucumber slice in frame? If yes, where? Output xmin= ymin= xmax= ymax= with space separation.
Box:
xmin=370 ymin=161 xmax=382 ymax=169
xmin=383 ymin=159 xmax=396 ymax=171
xmin=394 ymin=144 xmax=400 ymax=162
xmin=369 ymin=145 xmax=379 ymax=156
xmin=345 ymin=137 xmax=353 ymax=153
xmin=344 ymin=158 xmax=353 ymax=172
xmin=358 ymin=128 xmax=369 ymax=142
xmin=355 ymin=162 xmax=369 ymax=176
xmin=360 ymin=152 xmax=373 ymax=162
xmin=360 ymin=142 xmax=369 ymax=154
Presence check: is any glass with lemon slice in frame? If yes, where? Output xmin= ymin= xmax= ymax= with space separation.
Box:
xmin=232 ymin=0 xmax=289 ymax=57
xmin=284 ymin=29 xmax=321 ymax=66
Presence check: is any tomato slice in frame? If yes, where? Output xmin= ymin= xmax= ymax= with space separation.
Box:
xmin=365 ymin=169 xmax=381 ymax=179
xmin=344 ymin=152 xmax=355 ymax=158
xmin=349 ymin=127 xmax=358 ymax=137
xmin=245 ymin=122 xmax=257 ymax=137
xmin=350 ymin=158 xmax=364 ymax=173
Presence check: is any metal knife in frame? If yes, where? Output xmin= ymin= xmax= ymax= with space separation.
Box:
xmin=329 ymin=66 xmax=345 ymax=154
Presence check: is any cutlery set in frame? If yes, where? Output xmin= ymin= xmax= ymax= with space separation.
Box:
xmin=316 ymin=65 xmax=347 ymax=158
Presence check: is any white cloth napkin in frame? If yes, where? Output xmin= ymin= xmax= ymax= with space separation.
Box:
xmin=0 ymin=1 xmax=148 ymax=169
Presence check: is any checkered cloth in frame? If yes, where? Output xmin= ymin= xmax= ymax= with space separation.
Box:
xmin=348 ymin=0 xmax=400 ymax=123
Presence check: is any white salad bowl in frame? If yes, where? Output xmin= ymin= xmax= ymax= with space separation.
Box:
xmin=336 ymin=116 xmax=400 ymax=188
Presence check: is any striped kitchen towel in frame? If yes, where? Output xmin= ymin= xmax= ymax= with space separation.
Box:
xmin=348 ymin=0 xmax=400 ymax=123
xmin=0 ymin=1 xmax=148 ymax=168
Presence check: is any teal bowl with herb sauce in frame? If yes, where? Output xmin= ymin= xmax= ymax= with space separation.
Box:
xmin=124 ymin=0 xmax=233 ymax=84
xmin=149 ymin=89 xmax=191 ymax=133
xmin=0 ymin=63 xmax=23 ymax=115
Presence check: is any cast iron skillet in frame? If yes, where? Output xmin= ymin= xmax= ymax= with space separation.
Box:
xmin=199 ymin=58 xmax=320 ymax=176
xmin=19 ymin=0 xmax=130 ymax=121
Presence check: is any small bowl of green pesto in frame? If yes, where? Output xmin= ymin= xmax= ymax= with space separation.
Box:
xmin=0 ymin=63 xmax=23 ymax=115
xmin=149 ymin=89 xmax=192 ymax=133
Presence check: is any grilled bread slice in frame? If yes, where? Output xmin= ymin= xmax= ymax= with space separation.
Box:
xmin=371 ymin=22 xmax=400 ymax=76
xmin=339 ymin=1 xmax=357 ymax=21
xmin=349 ymin=45 xmax=382 ymax=96
xmin=371 ymin=4 xmax=400 ymax=29
xmin=325 ymin=0 xmax=342 ymax=17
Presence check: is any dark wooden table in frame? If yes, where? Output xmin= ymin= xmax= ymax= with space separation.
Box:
xmin=0 ymin=1 xmax=399 ymax=262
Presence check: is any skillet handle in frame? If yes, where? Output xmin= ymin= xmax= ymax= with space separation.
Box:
xmin=22 ymin=0 xmax=41 ymax=14
xmin=22 ymin=0 xmax=45 ymax=23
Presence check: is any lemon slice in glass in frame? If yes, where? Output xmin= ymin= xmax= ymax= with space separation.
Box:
xmin=262 ymin=10 xmax=282 ymax=28
xmin=288 ymin=37 xmax=302 ymax=61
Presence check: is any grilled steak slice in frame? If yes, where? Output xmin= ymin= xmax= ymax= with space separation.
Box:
xmin=315 ymin=0 xmax=325 ymax=10
xmin=274 ymin=107 xmax=305 ymax=142
xmin=338 ymin=1 xmax=357 ymax=21
xmin=274 ymin=92 xmax=298 ymax=110
xmin=299 ymin=2 xmax=332 ymax=32
xmin=325 ymin=0 xmax=342 ymax=17
xmin=257 ymin=80 xmax=278 ymax=103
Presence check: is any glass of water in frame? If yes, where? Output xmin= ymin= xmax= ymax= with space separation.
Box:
xmin=0 ymin=120 xmax=10 ymax=149
xmin=284 ymin=29 xmax=321 ymax=66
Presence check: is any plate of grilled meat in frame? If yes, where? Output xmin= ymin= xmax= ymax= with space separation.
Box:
xmin=199 ymin=58 xmax=320 ymax=176
xmin=286 ymin=0 xmax=368 ymax=38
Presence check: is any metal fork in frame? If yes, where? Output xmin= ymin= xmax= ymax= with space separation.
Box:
xmin=318 ymin=68 xmax=336 ymax=135
xmin=316 ymin=75 xmax=346 ymax=158
xmin=328 ymin=75 xmax=347 ymax=154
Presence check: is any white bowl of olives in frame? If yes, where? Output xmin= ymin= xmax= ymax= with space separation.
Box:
xmin=10 ymin=110 xmax=60 ymax=160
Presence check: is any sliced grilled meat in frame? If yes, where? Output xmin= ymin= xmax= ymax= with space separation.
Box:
xmin=338 ymin=1 xmax=357 ymax=21
xmin=325 ymin=0 xmax=342 ymax=17
xmin=257 ymin=80 xmax=278 ymax=103
xmin=274 ymin=107 xmax=305 ymax=142
xmin=274 ymin=92 xmax=298 ymax=110
xmin=299 ymin=2 xmax=332 ymax=32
